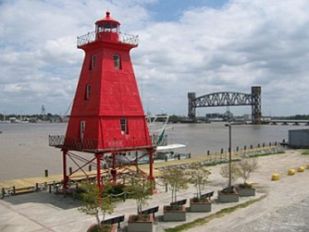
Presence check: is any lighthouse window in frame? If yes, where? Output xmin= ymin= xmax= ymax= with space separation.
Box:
xmin=97 ymin=26 xmax=104 ymax=33
xmin=80 ymin=121 xmax=85 ymax=141
xmin=85 ymin=84 xmax=91 ymax=100
xmin=113 ymin=54 xmax=121 ymax=70
xmin=120 ymin=118 xmax=128 ymax=134
xmin=89 ymin=55 xmax=96 ymax=70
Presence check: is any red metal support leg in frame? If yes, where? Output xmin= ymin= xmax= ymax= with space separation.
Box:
xmin=148 ymin=148 xmax=155 ymax=194
xmin=96 ymin=153 xmax=102 ymax=192
xmin=111 ymin=153 xmax=117 ymax=184
xmin=135 ymin=151 xmax=139 ymax=174
xmin=62 ymin=149 xmax=68 ymax=190
xmin=148 ymin=149 xmax=154 ymax=181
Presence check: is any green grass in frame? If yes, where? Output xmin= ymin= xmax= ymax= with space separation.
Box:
xmin=301 ymin=150 xmax=309 ymax=155
xmin=204 ymin=151 xmax=285 ymax=167
xmin=164 ymin=195 xmax=267 ymax=232
xmin=249 ymin=151 xmax=285 ymax=158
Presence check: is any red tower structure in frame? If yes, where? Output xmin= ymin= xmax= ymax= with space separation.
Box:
xmin=49 ymin=12 xmax=155 ymax=191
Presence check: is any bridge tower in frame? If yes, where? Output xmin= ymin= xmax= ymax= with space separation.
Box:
xmin=188 ymin=92 xmax=196 ymax=119
xmin=51 ymin=12 xmax=154 ymax=191
xmin=251 ymin=86 xmax=261 ymax=124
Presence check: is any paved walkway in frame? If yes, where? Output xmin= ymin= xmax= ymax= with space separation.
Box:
xmin=0 ymin=150 xmax=308 ymax=232
xmin=187 ymin=150 xmax=309 ymax=232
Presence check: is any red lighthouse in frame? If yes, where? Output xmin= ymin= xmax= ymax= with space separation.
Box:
xmin=50 ymin=12 xmax=154 ymax=190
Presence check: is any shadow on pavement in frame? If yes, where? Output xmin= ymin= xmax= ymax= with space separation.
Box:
xmin=2 ymin=191 xmax=81 ymax=209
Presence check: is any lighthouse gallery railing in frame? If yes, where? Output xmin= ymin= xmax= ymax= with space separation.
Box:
xmin=77 ymin=31 xmax=139 ymax=47
xmin=49 ymin=134 xmax=164 ymax=151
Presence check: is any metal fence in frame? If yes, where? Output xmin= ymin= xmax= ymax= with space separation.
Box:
xmin=76 ymin=31 xmax=138 ymax=47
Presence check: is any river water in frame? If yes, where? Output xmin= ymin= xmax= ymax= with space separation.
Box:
xmin=0 ymin=122 xmax=306 ymax=180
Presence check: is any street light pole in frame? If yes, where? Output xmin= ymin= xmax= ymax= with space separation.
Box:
xmin=225 ymin=122 xmax=232 ymax=188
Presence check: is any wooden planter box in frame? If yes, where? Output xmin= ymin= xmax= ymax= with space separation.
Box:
xmin=189 ymin=198 xmax=211 ymax=212
xmin=217 ymin=190 xmax=239 ymax=203
xmin=237 ymin=186 xmax=256 ymax=197
xmin=127 ymin=215 xmax=155 ymax=232
xmin=163 ymin=205 xmax=186 ymax=221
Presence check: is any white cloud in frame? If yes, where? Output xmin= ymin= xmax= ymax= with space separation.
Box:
xmin=134 ymin=0 xmax=309 ymax=116
xmin=0 ymin=0 xmax=309 ymax=116
xmin=0 ymin=0 xmax=151 ymax=114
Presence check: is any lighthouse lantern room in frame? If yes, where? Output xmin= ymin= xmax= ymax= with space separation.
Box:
xmin=49 ymin=12 xmax=155 ymax=191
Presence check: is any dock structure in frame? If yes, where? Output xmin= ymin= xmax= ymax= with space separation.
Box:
xmin=0 ymin=145 xmax=283 ymax=196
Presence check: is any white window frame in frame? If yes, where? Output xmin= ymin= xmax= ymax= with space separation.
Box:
xmin=120 ymin=118 xmax=128 ymax=135
xmin=113 ymin=54 xmax=121 ymax=70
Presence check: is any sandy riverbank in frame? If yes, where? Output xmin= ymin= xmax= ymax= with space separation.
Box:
xmin=0 ymin=149 xmax=308 ymax=232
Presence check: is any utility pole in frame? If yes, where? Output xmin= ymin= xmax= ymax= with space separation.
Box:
xmin=227 ymin=123 xmax=232 ymax=188
xmin=225 ymin=120 xmax=233 ymax=188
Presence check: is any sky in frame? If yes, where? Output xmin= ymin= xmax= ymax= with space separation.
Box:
xmin=0 ymin=0 xmax=309 ymax=117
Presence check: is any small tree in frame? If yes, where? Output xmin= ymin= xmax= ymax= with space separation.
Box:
xmin=220 ymin=163 xmax=240 ymax=187
xmin=161 ymin=167 xmax=189 ymax=203
xmin=237 ymin=157 xmax=258 ymax=186
xmin=125 ymin=176 xmax=152 ymax=215
xmin=78 ymin=182 xmax=114 ymax=231
xmin=187 ymin=163 xmax=211 ymax=200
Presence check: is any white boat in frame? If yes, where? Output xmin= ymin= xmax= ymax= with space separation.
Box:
xmin=147 ymin=114 xmax=188 ymax=160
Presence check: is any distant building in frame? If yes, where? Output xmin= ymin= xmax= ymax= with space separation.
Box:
xmin=9 ymin=117 xmax=17 ymax=123
xmin=205 ymin=111 xmax=234 ymax=121
xmin=243 ymin=114 xmax=251 ymax=120
xmin=223 ymin=110 xmax=233 ymax=121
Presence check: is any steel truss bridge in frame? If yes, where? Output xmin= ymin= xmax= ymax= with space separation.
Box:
xmin=188 ymin=86 xmax=261 ymax=124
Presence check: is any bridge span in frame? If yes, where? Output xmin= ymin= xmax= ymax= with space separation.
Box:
xmin=264 ymin=119 xmax=309 ymax=125
xmin=188 ymin=86 xmax=261 ymax=124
